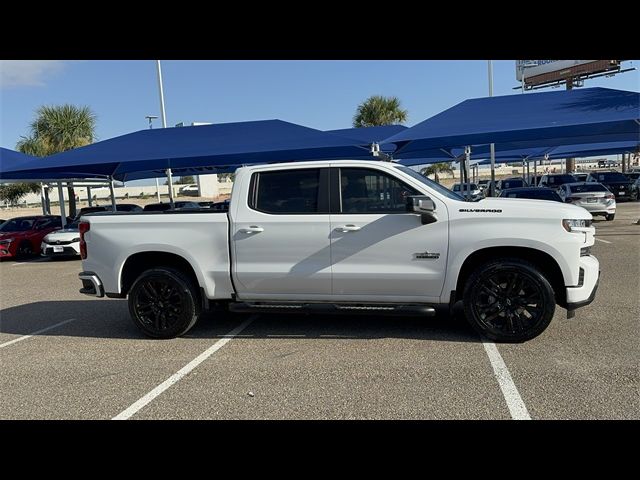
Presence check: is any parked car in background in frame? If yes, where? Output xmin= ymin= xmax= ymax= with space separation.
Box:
xmin=586 ymin=171 xmax=634 ymax=201
xmin=0 ymin=215 xmax=65 ymax=259
xmin=197 ymin=201 xmax=215 ymax=208
xmin=477 ymin=179 xmax=491 ymax=194
xmin=178 ymin=184 xmax=199 ymax=196
xmin=558 ymin=182 xmax=616 ymax=221
xmin=495 ymin=177 xmax=529 ymax=194
xmin=142 ymin=201 xmax=201 ymax=211
xmin=451 ymin=183 xmax=483 ymax=200
xmin=573 ymin=173 xmax=589 ymax=182
xmin=538 ymin=174 xmax=578 ymax=190
xmin=0 ymin=219 xmax=5 ymax=225
xmin=41 ymin=220 xmax=81 ymax=258
xmin=528 ymin=175 xmax=542 ymax=187
xmin=498 ymin=187 xmax=563 ymax=203
xmin=629 ymin=177 xmax=640 ymax=201
xmin=210 ymin=199 xmax=230 ymax=211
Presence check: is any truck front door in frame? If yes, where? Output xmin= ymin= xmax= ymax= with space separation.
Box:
xmin=329 ymin=166 xmax=449 ymax=303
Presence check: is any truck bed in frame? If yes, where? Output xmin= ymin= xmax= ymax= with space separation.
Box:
xmin=80 ymin=211 xmax=234 ymax=299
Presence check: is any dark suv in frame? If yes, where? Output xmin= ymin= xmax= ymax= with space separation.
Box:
xmin=538 ymin=174 xmax=578 ymax=190
xmin=586 ymin=171 xmax=634 ymax=200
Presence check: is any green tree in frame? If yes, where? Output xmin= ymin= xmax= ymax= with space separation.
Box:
xmin=420 ymin=162 xmax=455 ymax=184
xmin=353 ymin=95 xmax=408 ymax=128
xmin=15 ymin=104 xmax=97 ymax=216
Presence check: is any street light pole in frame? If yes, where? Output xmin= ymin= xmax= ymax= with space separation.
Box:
xmin=488 ymin=60 xmax=496 ymax=197
xmin=156 ymin=60 xmax=174 ymax=206
xmin=145 ymin=115 xmax=161 ymax=202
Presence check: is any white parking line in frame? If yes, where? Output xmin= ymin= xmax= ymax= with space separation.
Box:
xmin=482 ymin=341 xmax=531 ymax=420
xmin=12 ymin=259 xmax=48 ymax=266
xmin=0 ymin=318 xmax=76 ymax=349
xmin=594 ymin=238 xmax=612 ymax=244
xmin=113 ymin=316 xmax=256 ymax=420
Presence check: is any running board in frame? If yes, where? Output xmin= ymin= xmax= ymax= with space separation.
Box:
xmin=229 ymin=302 xmax=436 ymax=316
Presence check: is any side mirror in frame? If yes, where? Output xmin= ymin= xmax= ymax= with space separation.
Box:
xmin=406 ymin=195 xmax=437 ymax=225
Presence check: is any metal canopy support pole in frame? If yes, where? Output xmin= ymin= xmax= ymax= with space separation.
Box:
xmin=43 ymin=185 xmax=51 ymax=214
xmin=166 ymin=168 xmax=175 ymax=204
xmin=57 ymin=182 xmax=67 ymax=227
xmin=526 ymin=160 xmax=530 ymax=184
xmin=156 ymin=60 xmax=174 ymax=208
xmin=534 ymin=159 xmax=537 ymax=185
xmin=87 ymin=186 xmax=92 ymax=206
xmin=40 ymin=183 xmax=46 ymax=215
xmin=465 ymin=146 xmax=471 ymax=199
xmin=488 ymin=60 xmax=496 ymax=197
xmin=109 ymin=178 xmax=117 ymax=211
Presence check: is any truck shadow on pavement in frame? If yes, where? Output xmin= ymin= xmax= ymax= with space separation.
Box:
xmin=0 ymin=300 xmax=479 ymax=343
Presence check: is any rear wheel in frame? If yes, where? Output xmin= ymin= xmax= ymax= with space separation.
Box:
xmin=605 ymin=213 xmax=615 ymax=221
xmin=128 ymin=267 xmax=201 ymax=338
xmin=462 ymin=258 xmax=555 ymax=343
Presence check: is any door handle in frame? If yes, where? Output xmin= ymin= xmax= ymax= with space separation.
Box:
xmin=241 ymin=226 xmax=264 ymax=233
xmin=337 ymin=224 xmax=361 ymax=232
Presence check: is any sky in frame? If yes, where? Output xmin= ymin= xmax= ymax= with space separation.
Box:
xmin=1 ymin=60 xmax=639 ymax=185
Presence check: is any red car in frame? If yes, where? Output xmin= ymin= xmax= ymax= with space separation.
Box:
xmin=0 ymin=215 xmax=66 ymax=259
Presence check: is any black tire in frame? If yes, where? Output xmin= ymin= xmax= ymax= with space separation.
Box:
xmin=605 ymin=213 xmax=615 ymax=221
xmin=128 ymin=267 xmax=201 ymax=339
xmin=462 ymin=258 xmax=555 ymax=343
xmin=16 ymin=241 xmax=34 ymax=259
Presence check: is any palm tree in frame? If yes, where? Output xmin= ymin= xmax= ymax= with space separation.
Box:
xmin=420 ymin=162 xmax=455 ymax=184
xmin=353 ymin=95 xmax=408 ymax=128
xmin=17 ymin=105 xmax=97 ymax=216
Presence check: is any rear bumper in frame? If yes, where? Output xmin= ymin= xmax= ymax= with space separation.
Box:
xmin=565 ymin=255 xmax=599 ymax=309
xmin=79 ymin=271 xmax=104 ymax=297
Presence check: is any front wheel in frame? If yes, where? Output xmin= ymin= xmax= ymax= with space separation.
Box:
xmin=605 ymin=213 xmax=615 ymax=221
xmin=128 ymin=267 xmax=201 ymax=338
xmin=462 ymin=258 xmax=556 ymax=343
xmin=16 ymin=241 xmax=34 ymax=259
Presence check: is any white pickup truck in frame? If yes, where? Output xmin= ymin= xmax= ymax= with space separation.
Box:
xmin=78 ymin=160 xmax=600 ymax=342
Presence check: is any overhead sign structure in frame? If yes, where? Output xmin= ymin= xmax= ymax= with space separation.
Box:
xmin=515 ymin=60 xmax=628 ymax=90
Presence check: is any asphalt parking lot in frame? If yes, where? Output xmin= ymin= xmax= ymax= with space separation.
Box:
xmin=1 ymin=202 xmax=638 ymax=420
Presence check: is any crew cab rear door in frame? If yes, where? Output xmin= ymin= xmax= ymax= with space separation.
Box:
xmin=231 ymin=167 xmax=332 ymax=299
xmin=329 ymin=166 xmax=448 ymax=302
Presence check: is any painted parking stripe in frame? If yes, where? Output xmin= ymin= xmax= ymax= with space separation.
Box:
xmin=0 ymin=318 xmax=76 ymax=349
xmin=482 ymin=340 xmax=531 ymax=420
xmin=594 ymin=238 xmax=612 ymax=244
xmin=113 ymin=316 xmax=256 ymax=420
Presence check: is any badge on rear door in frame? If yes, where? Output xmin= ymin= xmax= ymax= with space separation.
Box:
xmin=414 ymin=251 xmax=440 ymax=259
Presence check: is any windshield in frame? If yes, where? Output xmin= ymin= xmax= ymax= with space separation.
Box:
xmin=0 ymin=218 xmax=36 ymax=232
xmin=394 ymin=165 xmax=464 ymax=201
xmin=569 ymin=183 xmax=608 ymax=193
xmin=453 ymin=183 xmax=479 ymax=191
xmin=64 ymin=221 xmax=80 ymax=230
xmin=547 ymin=175 xmax=577 ymax=184
xmin=596 ymin=172 xmax=629 ymax=182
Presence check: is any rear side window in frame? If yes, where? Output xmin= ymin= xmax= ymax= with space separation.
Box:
xmin=252 ymin=169 xmax=322 ymax=214
xmin=339 ymin=168 xmax=419 ymax=214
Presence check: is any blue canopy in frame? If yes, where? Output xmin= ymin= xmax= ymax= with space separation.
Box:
xmin=114 ymin=125 xmax=406 ymax=182
xmin=0 ymin=148 xmax=38 ymax=178
xmin=383 ymin=87 xmax=640 ymax=157
xmin=0 ymin=119 xmax=374 ymax=181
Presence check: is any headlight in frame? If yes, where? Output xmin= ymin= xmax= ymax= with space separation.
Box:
xmin=72 ymin=237 xmax=81 ymax=242
xmin=0 ymin=238 xmax=13 ymax=245
xmin=562 ymin=219 xmax=592 ymax=232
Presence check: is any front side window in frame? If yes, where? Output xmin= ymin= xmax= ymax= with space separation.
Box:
xmin=253 ymin=168 xmax=321 ymax=214
xmin=339 ymin=168 xmax=419 ymax=214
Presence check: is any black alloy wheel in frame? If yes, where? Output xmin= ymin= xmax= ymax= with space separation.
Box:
xmin=17 ymin=241 xmax=34 ymax=259
xmin=128 ymin=267 xmax=201 ymax=338
xmin=463 ymin=259 xmax=555 ymax=342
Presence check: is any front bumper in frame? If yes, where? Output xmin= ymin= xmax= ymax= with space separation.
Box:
xmin=565 ymin=255 xmax=599 ymax=309
xmin=41 ymin=242 xmax=80 ymax=257
xmin=79 ymin=271 xmax=104 ymax=297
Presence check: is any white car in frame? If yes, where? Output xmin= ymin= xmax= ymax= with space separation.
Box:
xmin=179 ymin=184 xmax=199 ymax=196
xmin=41 ymin=221 xmax=81 ymax=257
xmin=558 ymin=182 xmax=616 ymax=221
xmin=451 ymin=182 xmax=483 ymax=200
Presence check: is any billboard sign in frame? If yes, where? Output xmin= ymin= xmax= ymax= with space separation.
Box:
xmin=515 ymin=60 xmax=599 ymax=81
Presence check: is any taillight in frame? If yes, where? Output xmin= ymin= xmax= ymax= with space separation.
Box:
xmin=79 ymin=222 xmax=90 ymax=259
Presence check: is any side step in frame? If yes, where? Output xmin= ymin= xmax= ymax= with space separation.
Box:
xmin=229 ymin=302 xmax=436 ymax=316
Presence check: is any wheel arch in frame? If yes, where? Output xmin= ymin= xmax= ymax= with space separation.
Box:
xmin=454 ymin=246 xmax=567 ymax=307
xmin=120 ymin=251 xmax=201 ymax=297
